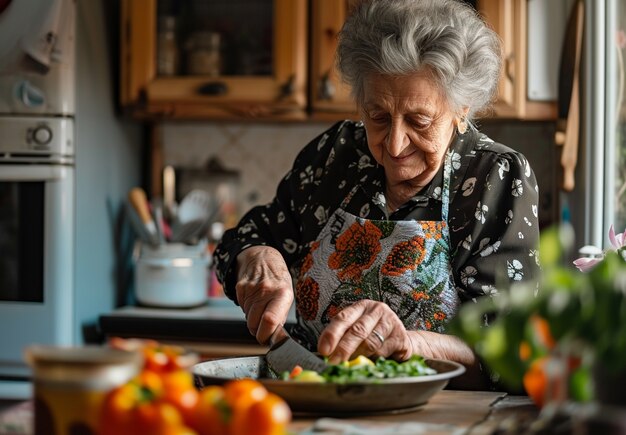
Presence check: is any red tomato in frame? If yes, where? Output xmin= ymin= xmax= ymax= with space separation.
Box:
xmin=190 ymin=386 xmax=229 ymax=435
xmin=133 ymin=401 xmax=184 ymax=433
xmin=232 ymin=392 xmax=292 ymax=435
xmin=222 ymin=379 xmax=267 ymax=408
xmin=99 ymin=383 xmax=140 ymax=435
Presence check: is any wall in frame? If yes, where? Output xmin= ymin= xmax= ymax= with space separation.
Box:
xmin=161 ymin=119 xmax=558 ymax=229
xmin=479 ymin=120 xmax=558 ymax=230
xmin=162 ymin=122 xmax=329 ymax=211
xmin=74 ymin=0 xmax=142 ymax=342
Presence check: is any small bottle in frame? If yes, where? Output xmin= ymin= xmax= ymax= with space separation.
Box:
xmin=186 ymin=31 xmax=222 ymax=76
xmin=157 ymin=16 xmax=180 ymax=76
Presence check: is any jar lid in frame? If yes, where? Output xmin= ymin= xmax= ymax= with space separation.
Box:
xmin=24 ymin=346 xmax=143 ymax=389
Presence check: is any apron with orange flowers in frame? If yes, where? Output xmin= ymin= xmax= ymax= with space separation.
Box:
xmin=292 ymin=151 xmax=460 ymax=350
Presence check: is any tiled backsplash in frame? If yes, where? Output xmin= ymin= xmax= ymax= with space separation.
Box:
xmin=163 ymin=122 xmax=333 ymax=210
xmin=162 ymin=119 xmax=558 ymax=228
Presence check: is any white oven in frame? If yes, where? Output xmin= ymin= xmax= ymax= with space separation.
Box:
xmin=0 ymin=117 xmax=74 ymax=398
xmin=0 ymin=0 xmax=75 ymax=399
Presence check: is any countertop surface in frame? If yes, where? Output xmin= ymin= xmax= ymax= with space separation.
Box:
xmin=98 ymin=300 xmax=298 ymax=355
xmin=0 ymin=390 xmax=541 ymax=434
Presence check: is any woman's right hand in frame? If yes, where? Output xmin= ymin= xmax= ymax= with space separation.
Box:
xmin=235 ymin=246 xmax=294 ymax=345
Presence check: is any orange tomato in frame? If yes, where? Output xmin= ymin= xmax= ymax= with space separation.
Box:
xmin=99 ymin=383 xmax=140 ymax=435
xmin=110 ymin=338 xmax=197 ymax=373
xmin=523 ymin=355 xmax=573 ymax=409
xmin=161 ymin=369 xmax=195 ymax=391
xmin=523 ymin=356 xmax=547 ymax=408
xmin=224 ymin=379 xmax=270 ymax=435
xmin=160 ymin=426 xmax=200 ymax=435
xmin=99 ymin=368 xmax=198 ymax=435
xmin=133 ymin=401 xmax=184 ymax=433
xmin=162 ymin=384 xmax=199 ymax=427
xmin=191 ymin=386 xmax=229 ymax=435
xmin=529 ymin=315 xmax=556 ymax=352
xmin=137 ymin=369 xmax=165 ymax=396
xmin=222 ymin=379 xmax=268 ymax=409
xmin=231 ymin=392 xmax=292 ymax=435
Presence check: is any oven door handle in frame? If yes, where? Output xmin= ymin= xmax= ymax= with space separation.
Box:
xmin=0 ymin=164 xmax=71 ymax=181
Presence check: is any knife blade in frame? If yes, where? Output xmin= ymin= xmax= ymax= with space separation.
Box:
xmin=265 ymin=327 xmax=327 ymax=375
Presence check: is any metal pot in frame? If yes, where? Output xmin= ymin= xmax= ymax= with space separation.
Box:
xmin=135 ymin=241 xmax=209 ymax=308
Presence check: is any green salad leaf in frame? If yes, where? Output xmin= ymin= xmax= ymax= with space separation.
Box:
xmin=281 ymin=355 xmax=436 ymax=383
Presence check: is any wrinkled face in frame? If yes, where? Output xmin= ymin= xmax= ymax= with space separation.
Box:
xmin=359 ymin=72 xmax=459 ymax=198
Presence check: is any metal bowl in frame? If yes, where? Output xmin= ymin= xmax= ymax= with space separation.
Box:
xmin=192 ymin=356 xmax=465 ymax=415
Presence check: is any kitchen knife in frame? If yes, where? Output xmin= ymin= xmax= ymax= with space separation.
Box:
xmin=265 ymin=327 xmax=327 ymax=375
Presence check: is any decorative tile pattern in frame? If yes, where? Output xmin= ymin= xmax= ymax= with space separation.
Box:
xmin=163 ymin=122 xmax=333 ymax=210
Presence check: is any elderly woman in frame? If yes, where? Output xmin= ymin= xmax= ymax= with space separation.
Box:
xmin=214 ymin=0 xmax=539 ymax=388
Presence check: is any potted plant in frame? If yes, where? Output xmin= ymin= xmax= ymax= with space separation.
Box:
xmin=449 ymin=225 xmax=626 ymax=408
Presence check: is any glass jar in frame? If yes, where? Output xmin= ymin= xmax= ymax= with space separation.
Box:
xmin=157 ymin=16 xmax=180 ymax=76
xmin=25 ymin=345 xmax=143 ymax=434
xmin=185 ymin=31 xmax=222 ymax=76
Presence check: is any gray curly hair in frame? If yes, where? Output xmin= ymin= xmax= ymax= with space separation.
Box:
xmin=336 ymin=0 xmax=502 ymax=121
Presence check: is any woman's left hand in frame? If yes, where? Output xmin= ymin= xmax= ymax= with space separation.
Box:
xmin=317 ymin=299 xmax=413 ymax=363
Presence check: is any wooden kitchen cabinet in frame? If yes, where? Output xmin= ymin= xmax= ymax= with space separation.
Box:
xmin=308 ymin=0 xmax=359 ymax=120
xmin=120 ymin=0 xmax=307 ymax=121
xmin=477 ymin=0 xmax=557 ymax=120
xmin=120 ymin=0 xmax=557 ymax=122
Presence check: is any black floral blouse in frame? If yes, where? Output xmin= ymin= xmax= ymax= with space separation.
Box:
xmin=214 ymin=120 xmax=540 ymax=306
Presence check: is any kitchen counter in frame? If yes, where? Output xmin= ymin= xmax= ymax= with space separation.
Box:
xmin=98 ymin=301 xmax=298 ymax=358
xmin=0 ymin=390 xmax=540 ymax=434
xmin=5 ymin=387 xmax=626 ymax=434
xmin=290 ymin=390 xmax=538 ymax=434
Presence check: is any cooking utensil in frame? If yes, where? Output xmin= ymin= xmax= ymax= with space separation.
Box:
xmin=193 ymin=356 xmax=465 ymax=415
xmin=128 ymin=187 xmax=159 ymax=246
xmin=265 ymin=327 xmax=327 ymax=375
xmin=150 ymin=197 xmax=168 ymax=244
xmin=126 ymin=202 xmax=154 ymax=244
xmin=172 ymin=189 xmax=216 ymax=243
xmin=163 ymin=165 xmax=178 ymax=222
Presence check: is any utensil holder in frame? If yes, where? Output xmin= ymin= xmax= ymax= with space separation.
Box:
xmin=134 ymin=241 xmax=210 ymax=308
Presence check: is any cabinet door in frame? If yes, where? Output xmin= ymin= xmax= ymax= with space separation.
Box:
xmin=478 ymin=0 xmax=556 ymax=120
xmin=121 ymin=0 xmax=307 ymax=120
xmin=309 ymin=0 xmax=359 ymax=120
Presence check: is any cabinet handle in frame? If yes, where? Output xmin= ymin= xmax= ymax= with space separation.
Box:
xmin=197 ymin=82 xmax=229 ymax=96
xmin=318 ymin=70 xmax=336 ymax=101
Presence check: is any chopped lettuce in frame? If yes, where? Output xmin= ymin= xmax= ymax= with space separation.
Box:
xmin=281 ymin=355 xmax=436 ymax=383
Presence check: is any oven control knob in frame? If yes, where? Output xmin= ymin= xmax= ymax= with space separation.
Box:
xmin=32 ymin=125 xmax=53 ymax=145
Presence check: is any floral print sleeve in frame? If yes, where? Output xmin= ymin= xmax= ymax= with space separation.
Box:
xmin=449 ymin=135 xmax=540 ymax=301
xmin=213 ymin=122 xmax=348 ymax=300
